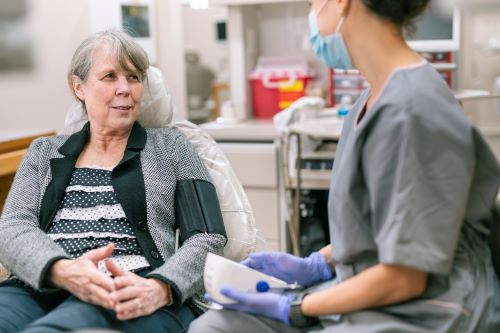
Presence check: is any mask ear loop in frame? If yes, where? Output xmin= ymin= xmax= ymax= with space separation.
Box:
xmin=335 ymin=16 xmax=346 ymax=33
xmin=316 ymin=0 xmax=330 ymax=16
xmin=316 ymin=0 xmax=347 ymax=32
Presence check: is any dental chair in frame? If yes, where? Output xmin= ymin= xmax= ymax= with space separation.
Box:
xmin=0 ymin=67 xmax=258 ymax=282
xmin=491 ymin=199 xmax=500 ymax=280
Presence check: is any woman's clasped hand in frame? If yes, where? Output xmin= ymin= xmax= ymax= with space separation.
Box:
xmin=49 ymin=243 xmax=171 ymax=320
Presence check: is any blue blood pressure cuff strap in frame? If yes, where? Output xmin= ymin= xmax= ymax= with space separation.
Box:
xmin=175 ymin=178 xmax=227 ymax=245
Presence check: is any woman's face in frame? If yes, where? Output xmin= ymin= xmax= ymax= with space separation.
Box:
xmin=73 ymin=45 xmax=143 ymax=132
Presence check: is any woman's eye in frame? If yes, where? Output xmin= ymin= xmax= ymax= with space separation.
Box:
xmin=103 ymin=73 xmax=115 ymax=79
xmin=128 ymin=74 xmax=140 ymax=82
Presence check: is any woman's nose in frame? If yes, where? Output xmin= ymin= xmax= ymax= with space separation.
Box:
xmin=116 ymin=76 xmax=130 ymax=96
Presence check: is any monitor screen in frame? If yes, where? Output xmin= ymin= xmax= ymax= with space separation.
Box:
xmin=406 ymin=2 xmax=460 ymax=52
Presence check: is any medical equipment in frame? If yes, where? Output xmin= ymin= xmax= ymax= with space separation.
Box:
xmin=175 ymin=178 xmax=226 ymax=245
xmin=309 ymin=9 xmax=353 ymax=70
xmin=441 ymin=0 xmax=500 ymax=8
xmin=328 ymin=69 xmax=368 ymax=107
xmin=204 ymin=253 xmax=302 ymax=305
xmin=337 ymin=95 xmax=352 ymax=118
xmin=250 ymin=57 xmax=314 ymax=118
xmin=405 ymin=3 xmax=461 ymax=53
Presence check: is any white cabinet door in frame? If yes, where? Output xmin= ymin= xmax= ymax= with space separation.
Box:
xmin=218 ymin=142 xmax=282 ymax=250
xmin=218 ymin=143 xmax=277 ymax=187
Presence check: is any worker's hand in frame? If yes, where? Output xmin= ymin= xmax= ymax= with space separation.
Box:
xmin=106 ymin=260 xmax=171 ymax=320
xmin=210 ymin=288 xmax=292 ymax=324
xmin=241 ymin=252 xmax=332 ymax=287
xmin=48 ymin=243 xmax=116 ymax=309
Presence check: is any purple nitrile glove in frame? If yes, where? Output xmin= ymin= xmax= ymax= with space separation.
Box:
xmin=241 ymin=251 xmax=332 ymax=287
xmin=214 ymin=287 xmax=293 ymax=325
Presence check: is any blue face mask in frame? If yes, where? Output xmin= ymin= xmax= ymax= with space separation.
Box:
xmin=309 ymin=9 xmax=354 ymax=70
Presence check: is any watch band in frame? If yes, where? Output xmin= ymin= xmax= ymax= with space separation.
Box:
xmin=289 ymin=292 xmax=319 ymax=328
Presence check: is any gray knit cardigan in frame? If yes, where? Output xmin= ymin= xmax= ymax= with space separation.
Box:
xmin=0 ymin=122 xmax=226 ymax=308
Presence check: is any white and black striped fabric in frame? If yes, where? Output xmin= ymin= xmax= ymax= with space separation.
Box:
xmin=46 ymin=167 xmax=150 ymax=272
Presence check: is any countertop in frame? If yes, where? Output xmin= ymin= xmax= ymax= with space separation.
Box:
xmin=0 ymin=128 xmax=55 ymax=142
xmin=200 ymin=118 xmax=279 ymax=141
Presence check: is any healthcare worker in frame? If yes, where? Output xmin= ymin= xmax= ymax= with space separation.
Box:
xmin=188 ymin=0 xmax=500 ymax=332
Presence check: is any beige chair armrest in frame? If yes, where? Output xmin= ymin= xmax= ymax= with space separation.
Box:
xmin=0 ymin=149 xmax=27 ymax=280
xmin=0 ymin=149 xmax=27 ymax=177
xmin=491 ymin=199 xmax=500 ymax=280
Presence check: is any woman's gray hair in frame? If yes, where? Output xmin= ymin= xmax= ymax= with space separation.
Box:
xmin=68 ymin=28 xmax=150 ymax=101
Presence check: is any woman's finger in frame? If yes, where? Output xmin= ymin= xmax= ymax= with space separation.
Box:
xmin=111 ymin=285 xmax=139 ymax=303
xmin=89 ymin=268 xmax=116 ymax=292
xmin=115 ymin=297 xmax=143 ymax=315
xmin=82 ymin=243 xmax=115 ymax=264
xmin=113 ymin=274 xmax=136 ymax=290
xmin=85 ymin=283 xmax=116 ymax=309
xmin=105 ymin=259 xmax=126 ymax=277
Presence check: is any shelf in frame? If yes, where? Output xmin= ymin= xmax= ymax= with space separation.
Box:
xmin=431 ymin=62 xmax=457 ymax=71
xmin=289 ymin=117 xmax=343 ymax=140
xmin=452 ymin=89 xmax=500 ymax=102
xmin=210 ymin=0 xmax=301 ymax=5
xmin=287 ymin=170 xmax=332 ymax=190
xmin=200 ymin=118 xmax=279 ymax=141
xmin=0 ymin=129 xmax=55 ymax=153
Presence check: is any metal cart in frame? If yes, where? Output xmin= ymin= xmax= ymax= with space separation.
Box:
xmin=280 ymin=117 xmax=342 ymax=256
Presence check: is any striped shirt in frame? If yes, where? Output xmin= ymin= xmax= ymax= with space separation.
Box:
xmin=47 ymin=167 xmax=150 ymax=272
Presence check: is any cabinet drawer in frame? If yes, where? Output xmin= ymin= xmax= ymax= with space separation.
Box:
xmin=246 ymin=188 xmax=279 ymax=239
xmin=218 ymin=143 xmax=277 ymax=187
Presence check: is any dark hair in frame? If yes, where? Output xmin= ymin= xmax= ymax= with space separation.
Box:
xmin=361 ymin=0 xmax=431 ymax=34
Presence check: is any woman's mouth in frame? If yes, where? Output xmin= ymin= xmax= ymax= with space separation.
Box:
xmin=112 ymin=105 xmax=133 ymax=111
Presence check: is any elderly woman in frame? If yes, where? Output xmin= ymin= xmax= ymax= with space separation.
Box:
xmin=0 ymin=29 xmax=226 ymax=332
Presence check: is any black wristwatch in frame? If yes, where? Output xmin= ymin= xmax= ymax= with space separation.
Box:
xmin=288 ymin=293 xmax=319 ymax=328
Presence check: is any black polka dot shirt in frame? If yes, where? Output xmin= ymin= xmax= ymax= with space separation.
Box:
xmin=47 ymin=167 xmax=151 ymax=272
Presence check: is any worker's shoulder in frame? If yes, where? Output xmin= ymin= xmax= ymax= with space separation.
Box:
xmin=377 ymin=63 xmax=466 ymax=127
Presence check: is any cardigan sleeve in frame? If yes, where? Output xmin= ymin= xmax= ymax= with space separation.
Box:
xmin=0 ymin=138 xmax=70 ymax=290
xmin=147 ymin=130 xmax=226 ymax=306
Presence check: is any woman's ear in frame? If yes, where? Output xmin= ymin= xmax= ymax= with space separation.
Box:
xmin=337 ymin=0 xmax=351 ymax=17
xmin=72 ymin=75 xmax=85 ymax=102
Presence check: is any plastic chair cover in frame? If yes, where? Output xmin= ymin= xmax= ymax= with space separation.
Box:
xmin=175 ymin=120 xmax=257 ymax=260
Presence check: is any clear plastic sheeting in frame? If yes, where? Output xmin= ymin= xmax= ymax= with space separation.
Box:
xmin=60 ymin=65 xmax=258 ymax=262
xmin=273 ymin=96 xmax=324 ymax=178
xmin=175 ymin=120 xmax=258 ymax=261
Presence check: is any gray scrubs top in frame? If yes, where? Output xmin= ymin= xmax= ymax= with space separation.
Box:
xmin=325 ymin=62 xmax=500 ymax=333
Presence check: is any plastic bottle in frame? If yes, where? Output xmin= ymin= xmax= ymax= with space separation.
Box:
xmin=337 ymin=95 xmax=353 ymax=118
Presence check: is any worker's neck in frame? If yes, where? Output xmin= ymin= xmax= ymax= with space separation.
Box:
xmin=345 ymin=19 xmax=423 ymax=103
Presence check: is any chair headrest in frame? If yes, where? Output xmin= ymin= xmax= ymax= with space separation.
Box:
xmin=61 ymin=66 xmax=175 ymax=134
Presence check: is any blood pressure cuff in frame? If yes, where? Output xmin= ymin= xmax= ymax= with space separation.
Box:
xmin=174 ymin=178 xmax=227 ymax=245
